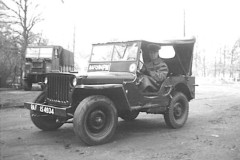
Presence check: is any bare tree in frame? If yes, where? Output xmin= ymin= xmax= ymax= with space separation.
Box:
xmin=222 ymin=46 xmax=227 ymax=77
xmin=0 ymin=22 xmax=19 ymax=87
xmin=230 ymin=38 xmax=240 ymax=79
xmin=192 ymin=39 xmax=201 ymax=76
xmin=0 ymin=0 xmax=42 ymax=85
xmin=202 ymin=56 xmax=206 ymax=77
xmin=192 ymin=38 xmax=240 ymax=79
xmin=214 ymin=56 xmax=217 ymax=77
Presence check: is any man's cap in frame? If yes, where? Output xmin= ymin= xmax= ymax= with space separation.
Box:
xmin=147 ymin=44 xmax=161 ymax=52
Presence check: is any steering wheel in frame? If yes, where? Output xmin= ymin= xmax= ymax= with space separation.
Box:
xmin=137 ymin=60 xmax=148 ymax=75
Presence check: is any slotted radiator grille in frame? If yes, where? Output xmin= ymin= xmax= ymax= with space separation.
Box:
xmin=47 ymin=74 xmax=72 ymax=106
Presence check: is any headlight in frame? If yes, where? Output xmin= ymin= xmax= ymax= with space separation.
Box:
xmin=129 ymin=63 xmax=137 ymax=73
xmin=72 ymin=77 xmax=77 ymax=86
xmin=44 ymin=77 xmax=48 ymax=84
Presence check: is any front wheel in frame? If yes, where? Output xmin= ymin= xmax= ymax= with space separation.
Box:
xmin=73 ymin=95 xmax=117 ymax=145
xmin=30 ymin=92 xmax=63 ymax=131
xmin=164 ymin=92 xmax=189 ymax=129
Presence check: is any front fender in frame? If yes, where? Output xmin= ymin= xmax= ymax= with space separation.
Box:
xmin=73 ymin=84 xmax=131 ymax=115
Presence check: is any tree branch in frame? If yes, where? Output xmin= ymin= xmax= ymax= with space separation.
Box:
xmin=0 ymin=13 xmax=18 ymax=20
xmin=1 ymin=1 xmax=20 ymax=19
xmin=12 ymin=0 xmax=25 ymax=12
xmin=27 ymin=15 xmax=42 ymax=32
xmin=0 ymin=20 xmax=21 ymax=25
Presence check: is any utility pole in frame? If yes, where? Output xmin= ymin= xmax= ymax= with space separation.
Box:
xmin=183 ymin=9 xmax=186 ymax=37
xmin=73 ymin=25 xmax=75 ymax=53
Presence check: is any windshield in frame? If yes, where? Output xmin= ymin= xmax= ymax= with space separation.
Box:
xmin=26 ymin=48 xmax=53 ymax=59
xmin=90 ymin=42 xmax=139 ymax=62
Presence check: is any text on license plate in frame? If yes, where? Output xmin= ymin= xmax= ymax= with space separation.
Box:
xmin=31 ymin=104 xmax=54 ymax=115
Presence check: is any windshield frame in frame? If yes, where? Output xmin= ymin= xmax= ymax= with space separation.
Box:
xmin=26 ymin=47 xmax=53 ymax=59
xmin=90 ymin=41 xmax=140 ymax=63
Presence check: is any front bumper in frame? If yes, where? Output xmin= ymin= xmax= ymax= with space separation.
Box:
xmin=24 ymin=102 xmax=68 ymax=117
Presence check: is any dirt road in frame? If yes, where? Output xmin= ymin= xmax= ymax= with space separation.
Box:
xmin=0 ymin=81 xmax=240 ymax=160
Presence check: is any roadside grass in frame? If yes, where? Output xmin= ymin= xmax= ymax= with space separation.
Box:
xmin=0 ymin=85 xmax=41 ymax=109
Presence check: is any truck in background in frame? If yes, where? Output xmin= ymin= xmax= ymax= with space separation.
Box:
xmin=23 ymin=45 xmax=74 ymax=91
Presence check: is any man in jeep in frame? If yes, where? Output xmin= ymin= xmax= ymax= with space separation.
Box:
xmin=139 ymin=44 xmax=169 ymax=92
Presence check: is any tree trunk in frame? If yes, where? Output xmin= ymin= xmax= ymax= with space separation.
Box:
xmin=203 ymin=56 xmax=206 ymax=77
xmin=214 ymin=57 xmax=217 ymax=77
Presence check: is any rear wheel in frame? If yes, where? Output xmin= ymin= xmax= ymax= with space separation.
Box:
xmin=73 ymin=95 xmax=117 ymax=145
xmin=30 ymin=92 xmax=63 ymax=131
xmin=164 ymin=92 xmax=189 ymax=129
xmin=120 ymin=110 xmax=139 ymax=121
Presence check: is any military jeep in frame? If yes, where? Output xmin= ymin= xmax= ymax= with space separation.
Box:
xmin=25 ymin=37 xmax=196 ymax=145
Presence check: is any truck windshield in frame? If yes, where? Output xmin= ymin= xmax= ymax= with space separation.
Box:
xmin=90 ymin=42 xmax=138 ymax=62
xmin=26 ymin=48 xmax=53 ymax=59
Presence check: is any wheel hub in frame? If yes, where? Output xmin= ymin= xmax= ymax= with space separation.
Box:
xmin=88 ymin=110 xmax=106 ymax=132
xmin=173 ymin=103 xmax=183 ymax=119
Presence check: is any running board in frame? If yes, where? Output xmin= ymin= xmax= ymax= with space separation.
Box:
xmin=130 ymin=103 xmax=167 ymax=114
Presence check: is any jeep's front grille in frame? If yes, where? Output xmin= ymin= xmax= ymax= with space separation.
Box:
xmin=47 ymin=74 xmax=73 ymax=106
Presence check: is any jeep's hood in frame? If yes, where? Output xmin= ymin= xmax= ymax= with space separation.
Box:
xmin=80 ymin=72 xmax=135 ymax=85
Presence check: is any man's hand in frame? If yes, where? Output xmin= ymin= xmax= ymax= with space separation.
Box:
xmin=148 ymin=70 xmax=154 ymax=77
xmin=140 ymin=65 xmax=146 ymax=72
xmin=140 ymin=65 xmax=149 ymax=75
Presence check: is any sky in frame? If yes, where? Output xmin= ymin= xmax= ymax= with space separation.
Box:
xmin=32 ymin=0 xmax=240 ymax=61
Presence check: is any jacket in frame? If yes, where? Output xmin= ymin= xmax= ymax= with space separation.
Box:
xmin=144 ymin=58 xmax=169 ymax=83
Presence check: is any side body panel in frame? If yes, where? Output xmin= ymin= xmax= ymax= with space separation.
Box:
xmin=160 ymin=75 xmax=195 ymax=100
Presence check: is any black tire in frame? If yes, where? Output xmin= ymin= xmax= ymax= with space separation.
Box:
xmin=120 ymin=110 xmax=139 ymax=121
xmin=30 ymin=92 xmax=63 ymax=131
xmin=73 ymin=95 xmax=117 ymax=145
xmin=164 ymin=92 xmax=189 ymax=129
xmin=23 ymin=80 xmax=32 ymax=91
xmin=40 ymin=84 xmax=45 ymax=91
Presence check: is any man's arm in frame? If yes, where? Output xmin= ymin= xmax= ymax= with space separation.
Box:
xmin=149 ymin=63 xmax=169 ymax=82
xmin=140 ymin=65 xmax=150 ymax=76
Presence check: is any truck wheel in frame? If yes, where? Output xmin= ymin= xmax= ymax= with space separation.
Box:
xmin=30 ymin=92 xmax=63 ymax=131
xmin=120 ymin=110 xmax=139 ymax=121
xmin=23 ymin=81 xmax=32 ymax=91
xmin=164 ymin=92 xmax=189 ymax=129
xmin=73 ymin=95 xmax=117 ymax=145
xmin=40 ymin=84 xmax=45 ymax=90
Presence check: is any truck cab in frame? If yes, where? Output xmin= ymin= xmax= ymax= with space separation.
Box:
xmin=23 ymin=46 xmax=74 ymax=90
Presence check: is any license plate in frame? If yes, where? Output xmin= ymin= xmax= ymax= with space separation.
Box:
xmin=30 ymin=103 xmax=55 ymax=115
